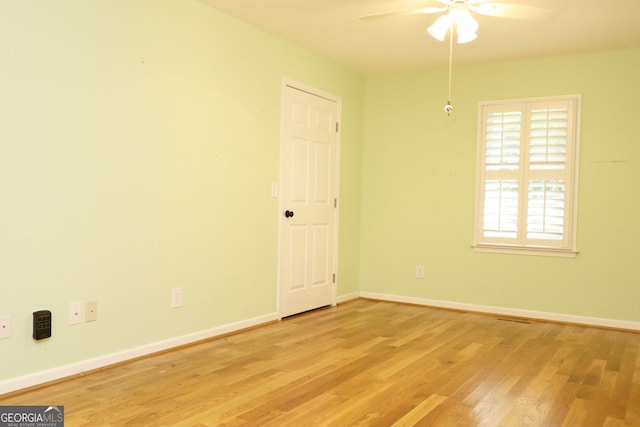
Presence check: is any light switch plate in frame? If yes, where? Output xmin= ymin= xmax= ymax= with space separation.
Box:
xmin=171 ymin=288 xmax=183 ymax=308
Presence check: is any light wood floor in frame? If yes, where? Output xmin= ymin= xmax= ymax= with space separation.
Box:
xmin=2 ymin=299 xmax=639 ymax=426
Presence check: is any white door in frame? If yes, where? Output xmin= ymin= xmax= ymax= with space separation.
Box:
xmin=278 ymin=83 xmax=339 ymax=318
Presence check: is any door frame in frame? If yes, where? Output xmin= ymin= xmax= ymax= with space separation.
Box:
xmin=277 ymin=78 xmax=342 ymax=318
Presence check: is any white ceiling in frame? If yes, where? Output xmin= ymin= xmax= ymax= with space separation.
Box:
xmin=198 ymin=0 xmax=640 ymax=75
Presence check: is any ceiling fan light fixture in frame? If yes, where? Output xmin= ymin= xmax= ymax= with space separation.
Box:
xmin=427 ymin=14 xmax=452 ymax=41
xmin=456 ymin=29 xmax=477 ymax=44
xmin=427 ymin=6 xmax=479 ymax=43
xmin=457 ymin=10 xmax=478 ymax=32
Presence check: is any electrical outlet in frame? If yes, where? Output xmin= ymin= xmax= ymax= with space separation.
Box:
xmin=171 ymin=288 xmax=183 ymax=309
xmin=86 ymin=301 xmax=97 ymax=322
xmin=0 ymin=315 xmax=10 ymax=339
xmin=416 ymin=264 xmax=425 ymax=279
xmin=69 ymin=301 xmax=82 ymax=325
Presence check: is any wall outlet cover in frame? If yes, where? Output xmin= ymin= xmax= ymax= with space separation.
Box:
xmin=86 ymin=301 xmax=97 ymax=322
xmin=69 ymin=301 xmax=82 ymax=325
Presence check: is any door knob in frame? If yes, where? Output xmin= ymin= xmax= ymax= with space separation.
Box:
xmin=284 ymin=210 xmax=294 ymax=218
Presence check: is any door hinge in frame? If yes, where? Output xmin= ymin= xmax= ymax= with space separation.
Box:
xmin=334 ymin=198 xmax=337 ymax=208
xmin=333 ymin=273 xmax=336 ymax=283
xmin=336 ymin=122 xmax=339 ymax=132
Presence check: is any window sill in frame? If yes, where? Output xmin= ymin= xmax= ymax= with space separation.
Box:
xmin=472 ymin=244 xmax=578 ymax=258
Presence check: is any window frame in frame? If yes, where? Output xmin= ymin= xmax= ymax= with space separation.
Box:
xmin=473 ymin=95 xmax=581 ymax=257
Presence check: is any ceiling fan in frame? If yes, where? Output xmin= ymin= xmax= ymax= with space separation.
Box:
xmin=359 ymin=1 xmax=551 ymax=115
xmin=360 ymin=0 xmax=502 ymax=114
xmin=359 ymin=0 xmax=544 ymax=44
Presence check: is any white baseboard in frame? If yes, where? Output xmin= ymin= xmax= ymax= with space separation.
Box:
xmin=4 ymin=293 xmax=638 ymax=396
xmin=0 ymin=312 xmax=279 ymax=396
xmin=336 ymin=292 xmax=360 ymax=304
xmin=359 ymin=291 xmax=640 ymax=332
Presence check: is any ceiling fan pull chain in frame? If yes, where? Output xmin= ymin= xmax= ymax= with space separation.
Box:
xmin=445 ymin=23 xmax=454 ymax=115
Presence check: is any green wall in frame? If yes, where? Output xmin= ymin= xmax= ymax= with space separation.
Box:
xmin=361 ymin=49 xmax=640 ymax=322
xmin=2 ymin=0 xmax=638 ymax=389
xmin=0 ymin=0 xmax=363 ymax=382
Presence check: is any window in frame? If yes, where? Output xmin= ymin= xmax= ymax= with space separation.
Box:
xmin=474 ymin=95 xmax=581 ymax=257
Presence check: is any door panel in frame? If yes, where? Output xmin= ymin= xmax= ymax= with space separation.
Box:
xmin=289 ymin=225 xmax=307 ymax=291
xmin=291 ymin=138 xmax=309 ymax=203
xmin=279 ymin=84 xmax=339 ymax=317
xmin=311 ymin=224 xmax=329 ymax=286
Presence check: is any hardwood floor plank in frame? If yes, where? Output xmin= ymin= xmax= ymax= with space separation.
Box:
xmin=560 ymin=398 xmax=589 ymax=427
xmin=389 ymin=394 xmax=447 ymax=426
xmin=627 ymin=383 xmax=640 ymax=424
xmin=1 ymin=299 xmax=639 ymax=426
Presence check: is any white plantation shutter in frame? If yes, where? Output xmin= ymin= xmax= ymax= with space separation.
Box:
xmin=475 ymin=96 xmax=580 ymax=256
xmin=485 ymin=110 xmax=521 ymax=171
xmin=483 ymin=180 xmax=519 ymax=238
xmin=480 ymin=106 xmax=523 ymax=244
xmin=527 ymin=179 xmax=565 ymax=240
xmin=529 ymin=107 xmax=569 ymax=169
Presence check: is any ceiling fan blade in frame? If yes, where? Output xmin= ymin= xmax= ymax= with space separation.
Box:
xmin=419 ymin=6 xmax=448 ymax=14
xmin=469 ymin=3 xmax=498 ymax=16
xmin=358 ymin=9 xmax=413 ymax=19
xmin=357 ymin=8 xmax=424 ymax=19
xmin=358 ymin=6 xmax=446 ymax=20
xmin=470 ymin=3 xmax=554 ymax=20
